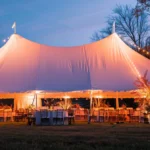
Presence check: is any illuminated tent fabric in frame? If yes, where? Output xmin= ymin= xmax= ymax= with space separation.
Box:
xmin=0 ymin=33 xmax=149 ymax=92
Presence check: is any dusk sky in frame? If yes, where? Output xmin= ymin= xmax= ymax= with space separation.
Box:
xmin=0 ymin=0 xmax=136 ymax=47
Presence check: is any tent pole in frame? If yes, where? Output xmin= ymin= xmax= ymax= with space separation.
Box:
xmin=90 ymin=90 xmax=93 ymax=115
xmin=35 ymin=93 xmax=37 ymax=109
xmin=65 ymin=98 xmax=67 ymax=110
xmin=88 ymin=90 xmax=93 ymax=124
xmin=14 ymin=94 xmax=17 ymax=111
xmin=116 ymin=91 xmax=119 ymax=109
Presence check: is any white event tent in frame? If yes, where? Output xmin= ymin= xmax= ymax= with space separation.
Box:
xmin=0 ymin=33 xmax=149 ymax=109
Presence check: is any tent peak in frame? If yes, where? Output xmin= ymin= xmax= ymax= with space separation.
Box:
xmin=0 ymin=34 xmax=24 ymax=50
xmin=10 ymin=33 xmax=23 ymax=39
xmin=112 ymin=21 xmax=115 ymax=33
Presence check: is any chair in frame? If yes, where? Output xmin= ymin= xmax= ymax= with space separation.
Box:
xmin=130 ymin=110 xmax=140 ymax=122
xmin=99 ymin=110 xmax=104 ymax=122
xmin=4 ymin=110 xmax=12 ymax=122
xmin=19 ymin=108 xmax=26 ymax=121
xmin=84 ymin=109 xmax=88 ymax=120
xmin=68 ymin=109 xmax=75 ymax=124
xmin=139 ymin=111 xmax=144 ymax=123
xmin=109 ymin=110 xmax=117 ymax=122
xmin=91 ymin=110 xmax=99 ymax=122
xmin=0 ymin=109 xmax=4 ymax=122
xmin=118 ymin=109 xmax=126 ymax=122
xmin=104 ymin=109 xmax=109 ymax=122
xmin=79 ymin=109 xmax=85 ymax=120
xmin=74 ymin=109 xmax=80 ymax=120
xmin=63 ymin=110 xmax=69 ymax=125
xmin=27 ymin=109 xmax=36 ymax=125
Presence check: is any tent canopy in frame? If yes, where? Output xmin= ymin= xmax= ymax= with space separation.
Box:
xmin=0 ymin=33 xmax=149 ymax=93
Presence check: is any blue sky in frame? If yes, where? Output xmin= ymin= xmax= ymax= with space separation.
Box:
xmin=0 ymin=0 xmax=136 ymax=47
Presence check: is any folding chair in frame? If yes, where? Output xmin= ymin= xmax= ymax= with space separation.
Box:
xmin=0 ymin=110 xmax=4 ymax=122
xmin=99 ymin=110 xmax=104 ymax=123
xmin=5 ymin=110 xmax=12 ymax=122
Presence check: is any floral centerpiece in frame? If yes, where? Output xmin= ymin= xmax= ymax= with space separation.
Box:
xmin=132 ymin=70 xmax=150 ymax=123
xmin=92 ymin=98 xmax=107 ymax=109
xmin=132 ymin=70 xmax=150 ymax=114
xmin=28 ymin=104 xmax=35 ymax=109
xmin=57 ymin=99 xmax=72 ymax=110
xmin=27 ymin=104 xmax=35 ymax=113
xmin=71 ymin=103 xmax=81 ymax=109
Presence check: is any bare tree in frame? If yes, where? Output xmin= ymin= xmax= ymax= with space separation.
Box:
xmin=146 ymin=37 xmax=150 ymax=50
xmin=133 ymin=1 xmax=150 ymax=52
xmin=91 ymin=5 xmax=150 ymax=50
xmin=134 ymin=0 xmax=150 ymax=15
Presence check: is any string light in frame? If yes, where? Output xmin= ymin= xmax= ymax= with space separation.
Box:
xmin=118 ymin=35 xmax=150 ymax=56
xmin=125 ymin=40 xmax=150 ymax=56
xmin=3 ymin=39 xmax=6 ymax=43
xmin=1 ymin=37 xmax=10 ymax=44
xmin=118 ymin=38 xmax=142 ymax=78
xmin=2 ymin=37 xmax=10 ymax=43
xmin=124 ymin=53 xmax=141 ymax=78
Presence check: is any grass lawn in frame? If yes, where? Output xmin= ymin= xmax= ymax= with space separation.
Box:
xmin=0 ymin=122 xmax=150 ymax=150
